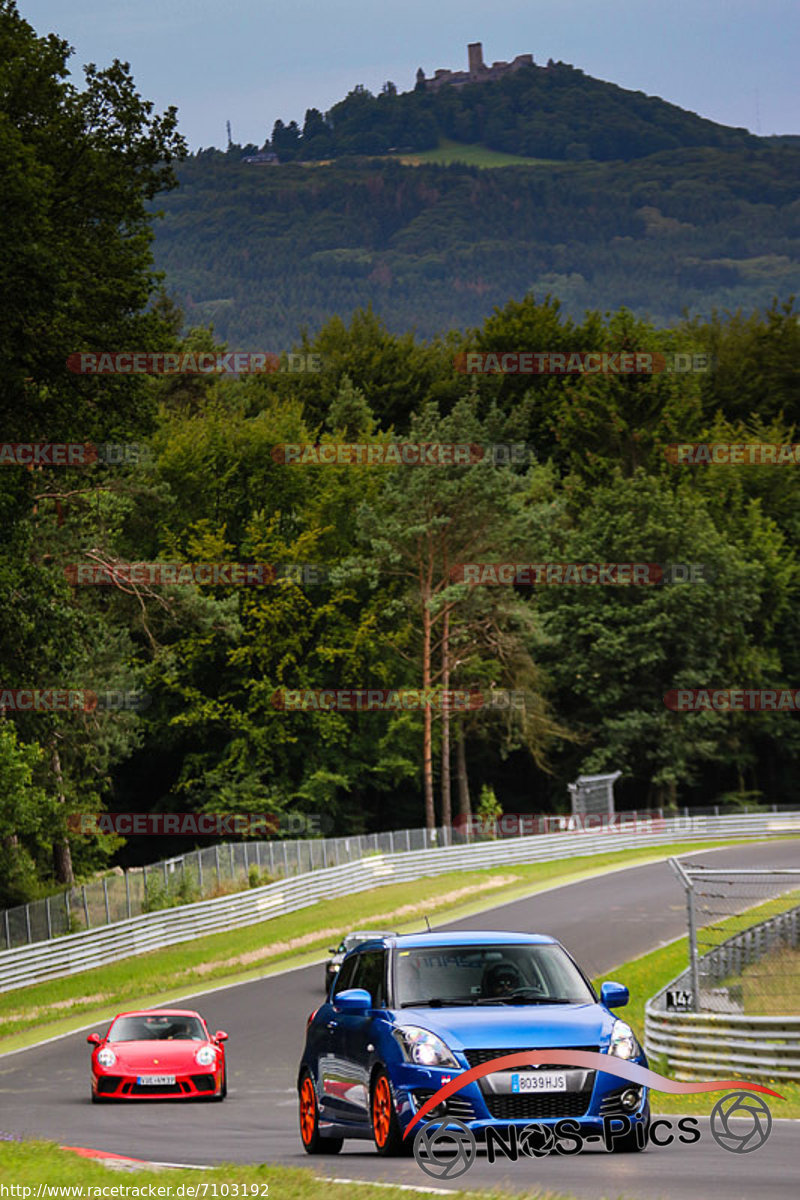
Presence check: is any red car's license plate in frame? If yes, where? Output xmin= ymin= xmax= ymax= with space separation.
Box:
xmin=136 ymin=1074 xmax=176 ymax=1085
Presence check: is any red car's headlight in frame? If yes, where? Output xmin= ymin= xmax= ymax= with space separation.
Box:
xmin=97 ymin=1047 xmax=116 ymax=1068
xmin=195 ymin=1045 xmax=216 ymax=1066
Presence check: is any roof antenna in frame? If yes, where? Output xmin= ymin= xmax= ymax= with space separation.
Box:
xmin=424 ymin=916 xmax=432 ymax=932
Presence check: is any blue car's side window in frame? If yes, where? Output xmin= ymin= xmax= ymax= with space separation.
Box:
xmin=351 ymin=950 xmax=386 ymax=1007
xmin=332 ymin=954 xmax=359 ymax=997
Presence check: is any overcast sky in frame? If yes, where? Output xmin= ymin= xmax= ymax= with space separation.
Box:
xmin=19 ymin=0 xmax=799 ymax=151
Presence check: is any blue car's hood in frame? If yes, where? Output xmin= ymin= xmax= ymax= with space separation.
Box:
xmin=390 ymin=1002 xmax=616 ymax=1050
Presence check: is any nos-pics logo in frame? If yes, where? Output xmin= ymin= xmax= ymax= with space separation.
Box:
xmin=405 ymin=1050 xmax=781 ymax=1179
xmin=412 ymin=1092 xmax=774 ymax=1180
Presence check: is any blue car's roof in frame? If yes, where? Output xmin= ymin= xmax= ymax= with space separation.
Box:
xmin=384 ymin=931 xmax=558 ymax=949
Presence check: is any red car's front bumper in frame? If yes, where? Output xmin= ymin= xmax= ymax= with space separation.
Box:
xmin=92 ymin=1068 xmax=223 ymax=1099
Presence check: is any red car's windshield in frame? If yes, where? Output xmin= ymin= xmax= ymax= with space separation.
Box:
xmin=108 ymin=1015 xmax=206 ymax=1042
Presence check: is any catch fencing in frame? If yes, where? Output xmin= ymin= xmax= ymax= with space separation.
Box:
xmin=0 ymin=825 xmax=458 ymax=951
xmin=644 ymin=861 xmax=800 ymax=1080
xmin=668 ymin=860 xmax=800 ymax=1013
xmin=3 ymin=804 xmax=796 ymax=951
xmin=0 ymin=810 xmax=798 ymax=994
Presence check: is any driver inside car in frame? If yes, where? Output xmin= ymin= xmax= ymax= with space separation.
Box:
xmin=482 ymin=960 xmax=523 ymax=997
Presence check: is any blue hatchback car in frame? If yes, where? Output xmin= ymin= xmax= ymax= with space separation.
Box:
xmin=298 ymin=931 xmax=650 ymax=1156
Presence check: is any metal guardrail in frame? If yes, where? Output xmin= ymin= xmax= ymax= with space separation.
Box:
xmin=1 ymin=811 xmax=798 ymax=994
xmin=4 ymin=803 xmax=795 ymax=951
xmin=644 ymin=1011 xmax=800 ymax=1081
xmin=645 ymin=900 xmax=800 ymax=1080
xmin=0 ymin=824 xmax=460 ymax=950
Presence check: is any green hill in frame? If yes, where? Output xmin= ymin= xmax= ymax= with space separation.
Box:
xmin=263 ymin=58 xmax=757 ymax=165
xmin=152 ymin=141 xmax=800 ymax=347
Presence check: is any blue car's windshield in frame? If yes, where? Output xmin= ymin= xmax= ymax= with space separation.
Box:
xmin=395 ymin=943 xmax=594 ymax=1006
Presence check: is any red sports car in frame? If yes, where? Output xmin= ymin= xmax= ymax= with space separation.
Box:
xmin=88 ymin=1008 xmax=228 ymax=1102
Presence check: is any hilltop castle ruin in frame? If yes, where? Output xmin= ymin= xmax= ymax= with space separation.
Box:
xmin=416 ymin=43 xmax=534 ymax=92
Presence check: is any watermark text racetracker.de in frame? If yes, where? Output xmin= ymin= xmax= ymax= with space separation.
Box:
xmin=665 ymin=442 xmax=800 ymax=465
xmin=270 ymin=688 xmax=528 ymax=711
xmin=664 ymin=688 xmax=800 ymax=711
xmin=271 ymin=442 xmax=532 ymax=466
xmin=67 ymin=811 xmax=330 ymax=837
xmin=451 ymin=562 xmax=710 ymax=585
xmin=0 ymin=689 xmax=149 ymax=713
xmin=63 ymin=562 xmax=328 ymax=587
xmin=454 ymin=811 xmax=669 ymax=836
xmin=0 ymin=1186 xmax=268 ymax=1198
xmin=67 ymin=351 xmax=322 ymax=374
xmin=0 ymin=443 xmax=151 ymax=466
xmin=454 ymin=351 xmax=715 ymax=375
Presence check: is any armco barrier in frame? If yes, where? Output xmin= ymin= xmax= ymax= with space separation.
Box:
xmin=645 ymin=900 xmax=800 ymax=1081
xmin=0 ymin=824 xmax=460 ymax=950
xmin=644 ymin=1010 xmax=800 ymax=1081
xmin=4 ymin=805 xmax=794 ymax=950
xmin=1 ymin=812 xmax=798 ymax=994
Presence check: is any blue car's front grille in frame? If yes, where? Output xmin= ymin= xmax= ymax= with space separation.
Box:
xmin=600 ymin=1085 xmax=644 ymax=1117
xmin=412 ymin=1089 xmax=475 ymax=1120
xmin=462 ymin=1045 xmax=599 ymax=1068
xmin=485 ymin=1091 xmax=592 ymax=1120
xmin=461 ymin=1046 xmax=598 ymax=1122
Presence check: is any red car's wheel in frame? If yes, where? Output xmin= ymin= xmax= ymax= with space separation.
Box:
xmin=299 ymin=1072 xmax=343 ymax=1154
xmin=210 ymin=1065 xmax=227 ymax=1101
xmin=371 ymin=1070 xmax=410 ymax=1157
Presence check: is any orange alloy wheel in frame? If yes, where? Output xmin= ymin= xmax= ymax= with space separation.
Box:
xmin=300 ymin=1077 xmax=317 ymax=1145
xmin=372 ymin=1075 xmax=392 ymax=1147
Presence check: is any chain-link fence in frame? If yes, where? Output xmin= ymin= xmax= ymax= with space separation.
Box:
xmin=669 ymin=859 xmax=800 ymax=1014
xmin=0 ymin=825 xmax=459 ymax=950
xmin=2 ymin=802 xmax=796 ymax=951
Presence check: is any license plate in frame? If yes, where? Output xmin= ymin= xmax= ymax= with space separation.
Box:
xmin=511 ymin=1072 xmax=566 ymax=1093
xmin=136 ymin=1074 xmax=175 ymax=1085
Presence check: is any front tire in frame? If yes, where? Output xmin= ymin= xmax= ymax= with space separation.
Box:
xmin=212 ymin=1066 xmax=227 ymax=1101
xmin=610 ymin=1110 xmax=650 ymax=1152
xmin=299 ymin=1071 xmax=343 ymax=1155
xmin=371 ymin=1069 xmax=411 ymax=1157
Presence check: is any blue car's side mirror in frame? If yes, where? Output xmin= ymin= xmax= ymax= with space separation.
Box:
xmin=335 ymin=988 xmax=372 ymax=1013
xmin=600 ymin=981 xmax=629 ymax=1009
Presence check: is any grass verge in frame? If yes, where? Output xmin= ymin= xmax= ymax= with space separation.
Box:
xmin=0 ymin=837 xmax=778 ymax=1053
xmin=0 ymin=1141 xmax=577 ymax=1200
xmin=393 ymin=137 xmax=559 ymax=167
xmin=720 ymin=941 xmax=800 ymax=1015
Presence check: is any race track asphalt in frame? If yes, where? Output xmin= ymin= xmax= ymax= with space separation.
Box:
xmin=1 ymin=840 xmax=798 ymax=1199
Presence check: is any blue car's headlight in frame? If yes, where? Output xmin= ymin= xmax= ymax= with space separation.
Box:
xmin=394 ymin=1026 xmax=459 ymax=1068
xmin=608 ymin=1019 xmax=640 ymax=1060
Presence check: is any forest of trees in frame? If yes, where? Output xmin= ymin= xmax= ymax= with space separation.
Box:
xmin=152 ymin=144 xmax=800 ymax=347
xmin=3 ymin=0 xmax=800 ymax=907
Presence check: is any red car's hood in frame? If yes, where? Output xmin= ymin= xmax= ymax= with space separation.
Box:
xmin=106 ymin=1040 xmax=209 ymax=1071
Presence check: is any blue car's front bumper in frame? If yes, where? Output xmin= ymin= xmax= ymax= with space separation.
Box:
xmin=389 ymin=1059 xmax=650 ymax=1141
